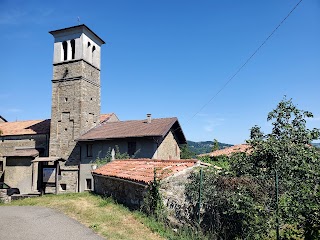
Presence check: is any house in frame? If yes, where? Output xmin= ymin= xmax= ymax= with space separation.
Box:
xmin=0 ymin=24 xmax=186 ymax=195
xmin=198 ymin=144 xmax=251 ymax=158
xmin=78 ymin=116 xmax=186 ymax=192
xmin=92 ymin=159 xmax=199 ymax=208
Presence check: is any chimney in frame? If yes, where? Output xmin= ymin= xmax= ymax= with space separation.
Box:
xmin=147 ymin=113 xmax=152 ymax=123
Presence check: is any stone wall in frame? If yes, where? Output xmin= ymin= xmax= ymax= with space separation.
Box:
xmin=160 ymin=167 xmax=196 ymax=227
xmin=50 ymin=59 xmax=101 ymax=193
xmin=93 ymin=174 xmax=147 ymax=209
xmin=0 ymin=189 xmax=11 ymax=204
xmin=58 ymin=170 xmax=78 ymax=193
xmin=156 ymin=131 xmax=180 ymax=160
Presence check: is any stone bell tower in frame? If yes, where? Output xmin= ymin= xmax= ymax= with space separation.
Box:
xmin=49 ymin=25 xmax=105 ymax=162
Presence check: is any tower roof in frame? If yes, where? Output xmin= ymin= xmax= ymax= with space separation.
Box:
xmin=49 ymin=24 xmax=105 ymax=44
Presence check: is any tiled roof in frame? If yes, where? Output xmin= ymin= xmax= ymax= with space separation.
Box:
xmin=92 ymin=159 xmax=199 ymax=184
xmin=100 ymin=113 xmax=118 ymax=123
xmin=78 ymin=117 xmax=186 ymax=143
xmin=198 ymin=144 xmax=251 ymax=157
xmin=0 ymin=115 xmax=7 ymax=123
xmin=0 ymin=119 xmax=50 ymax=136
xmin=0 ymin=113 xmax=114 ymax=137
xmin=4 ymin=148 xmax=39 ymax=157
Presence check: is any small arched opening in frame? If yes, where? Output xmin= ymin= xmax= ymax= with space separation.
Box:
xmin=62 ymin=41 xmax=68 ymax=61
xmin=70 ymin=39 xmax=75 ymax=59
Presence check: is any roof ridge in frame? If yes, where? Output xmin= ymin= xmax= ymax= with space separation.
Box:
xmin=0 ymin=119 xmax=50 ymax=124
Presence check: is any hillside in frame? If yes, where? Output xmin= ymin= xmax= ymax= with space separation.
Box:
xmin=187 ymin=140 xmax=233 ymax=155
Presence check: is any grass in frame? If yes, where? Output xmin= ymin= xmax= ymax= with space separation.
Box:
xmin=3 ymin=192 xmax=164 ymax=240
xmin=1 ymin=192 xmax=207 ymax=240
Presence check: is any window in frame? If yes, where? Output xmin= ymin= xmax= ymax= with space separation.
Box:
xmin=62 ymin=41 xmax=68 ymax=61
xmin=70 ymin=39 xmax=75 ymax=59
xmin=0 ymin=161 xmax=3 ymax=172
xmin=128 ymin=142 xmax=136 ymax=157
xmin=87 ymin=144 xmax=93 ymax=157
xmin=86 ymin=178 xmax=92 ymax=190
xmin=60 ymin=184 xmax=67 ymax=191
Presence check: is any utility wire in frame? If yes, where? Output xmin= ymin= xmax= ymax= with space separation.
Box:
xmin=181 ymin=0 xmax=303 ymax=130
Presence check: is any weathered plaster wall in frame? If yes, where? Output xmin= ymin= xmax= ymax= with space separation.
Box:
xmin=5 ymin=157 xmax=33 ymax=194
xmin=0 ymin=134 xmax=49 ymax=183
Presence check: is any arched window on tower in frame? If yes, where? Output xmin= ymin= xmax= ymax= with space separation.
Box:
xmin=70 ymin=39 xmax=75 ymax=59
xmin=92 ymin=46 xmax=96 ymax=63
xmin=62 ymin=41 xmax=68 ymax=61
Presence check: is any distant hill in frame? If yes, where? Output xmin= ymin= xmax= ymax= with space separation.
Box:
xmin=187 ymin=140 xmax=233 ymax=155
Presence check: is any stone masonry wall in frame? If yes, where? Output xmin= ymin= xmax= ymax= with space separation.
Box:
xmin=160 ymin=167 xmax=196 ymax=227
xmin=156 ymin=131 xmax=180 ymax=160
xmin=94 ymin=175 xmax=147 ymax=209
xmin=50 ymin=59 xmax=101 ymax=192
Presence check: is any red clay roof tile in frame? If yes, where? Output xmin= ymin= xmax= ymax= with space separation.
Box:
xmin=0 ymin=119 xmax=50 ymax=136
xmin=92 ymin=159 xmax=199 ymax=184
xmin=198 ymin=144 xmax=251 ymax=157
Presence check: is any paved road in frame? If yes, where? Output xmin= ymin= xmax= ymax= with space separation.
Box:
xmin=0 ymin=206 xmax=105 ymax=240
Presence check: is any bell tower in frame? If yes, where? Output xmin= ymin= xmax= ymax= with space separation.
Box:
xmin=49 ymin=25 xmax=105 ymax=161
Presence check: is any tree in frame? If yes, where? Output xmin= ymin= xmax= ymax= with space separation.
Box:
xmin=180 ymin=144 xmax=196 ymax=159
xmin=212 ymin=138 xmax=219 ymax=152
xmin=232 ymin=97 xmax=320 ymax=238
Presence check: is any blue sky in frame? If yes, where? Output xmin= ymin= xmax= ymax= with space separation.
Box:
xmin=0 ymin=0 xmax=319 ymax=144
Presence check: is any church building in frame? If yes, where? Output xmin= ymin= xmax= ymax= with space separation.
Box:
xmin=0 ymin=25 xmax=186 ymax=194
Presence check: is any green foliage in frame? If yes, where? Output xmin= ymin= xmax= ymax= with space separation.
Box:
xmin=141 ymin=168 xmax=166 ymax=222
xmin=180 ymin=144 xmax=196 ymax=159
xmin=198 ymin=155 xmax=230 ymax=170
xmin=186 ymin=97 xmax=320 ymax=239
xmin=212 ymin=139 xmax=220 ymax=152
xmin=232 ymin=97 xmax=320 ymax=238
xmin=186 ymin=167 xmax=272 ymax=239
xmin=94 ymin=145 xmax=132 ymax=166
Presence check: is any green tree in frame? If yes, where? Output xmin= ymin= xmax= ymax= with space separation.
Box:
xmin=212 ymin=138 xmax=219 ymax=152
xmin=232 ymin=97 xmax=320 ymax=238
xmin=180 ymin=144 xmax=196 ymax=159
xmin=186 ymin=98 xmax=320 ymax=239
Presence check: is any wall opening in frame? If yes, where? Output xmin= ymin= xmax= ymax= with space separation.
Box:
xmin=128 ymin=142 xmax=137 ymax=157
xmin=62 ymin=41 xmax=68 ymax=61
xmin=92 ymin=46 xmax=96 ymax=63
xmin=0 ymin=161 xmax=3 ymax=172
xmin=86 ymin=178 xmax=92 ymax=190
xmin=87 ymin=144 xmax=93 ymax=157
xmin=60 ymin=184 xmax=67 ymax=191
xmin=70 ymin=39 xmax=75 ymax=59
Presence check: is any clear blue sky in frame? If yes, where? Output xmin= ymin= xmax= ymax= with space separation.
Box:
xmin=1 ymin=0 xmax=319 ymax=144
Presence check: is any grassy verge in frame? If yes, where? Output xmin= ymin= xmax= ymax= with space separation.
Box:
xmin=2 ymin=192 xmax=163 ymax=240
xmin=1 ymin=192 xmax=206 ymax=240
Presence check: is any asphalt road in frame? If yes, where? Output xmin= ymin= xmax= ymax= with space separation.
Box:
xmin=0 ymin=206 xmax=105 ymax=240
